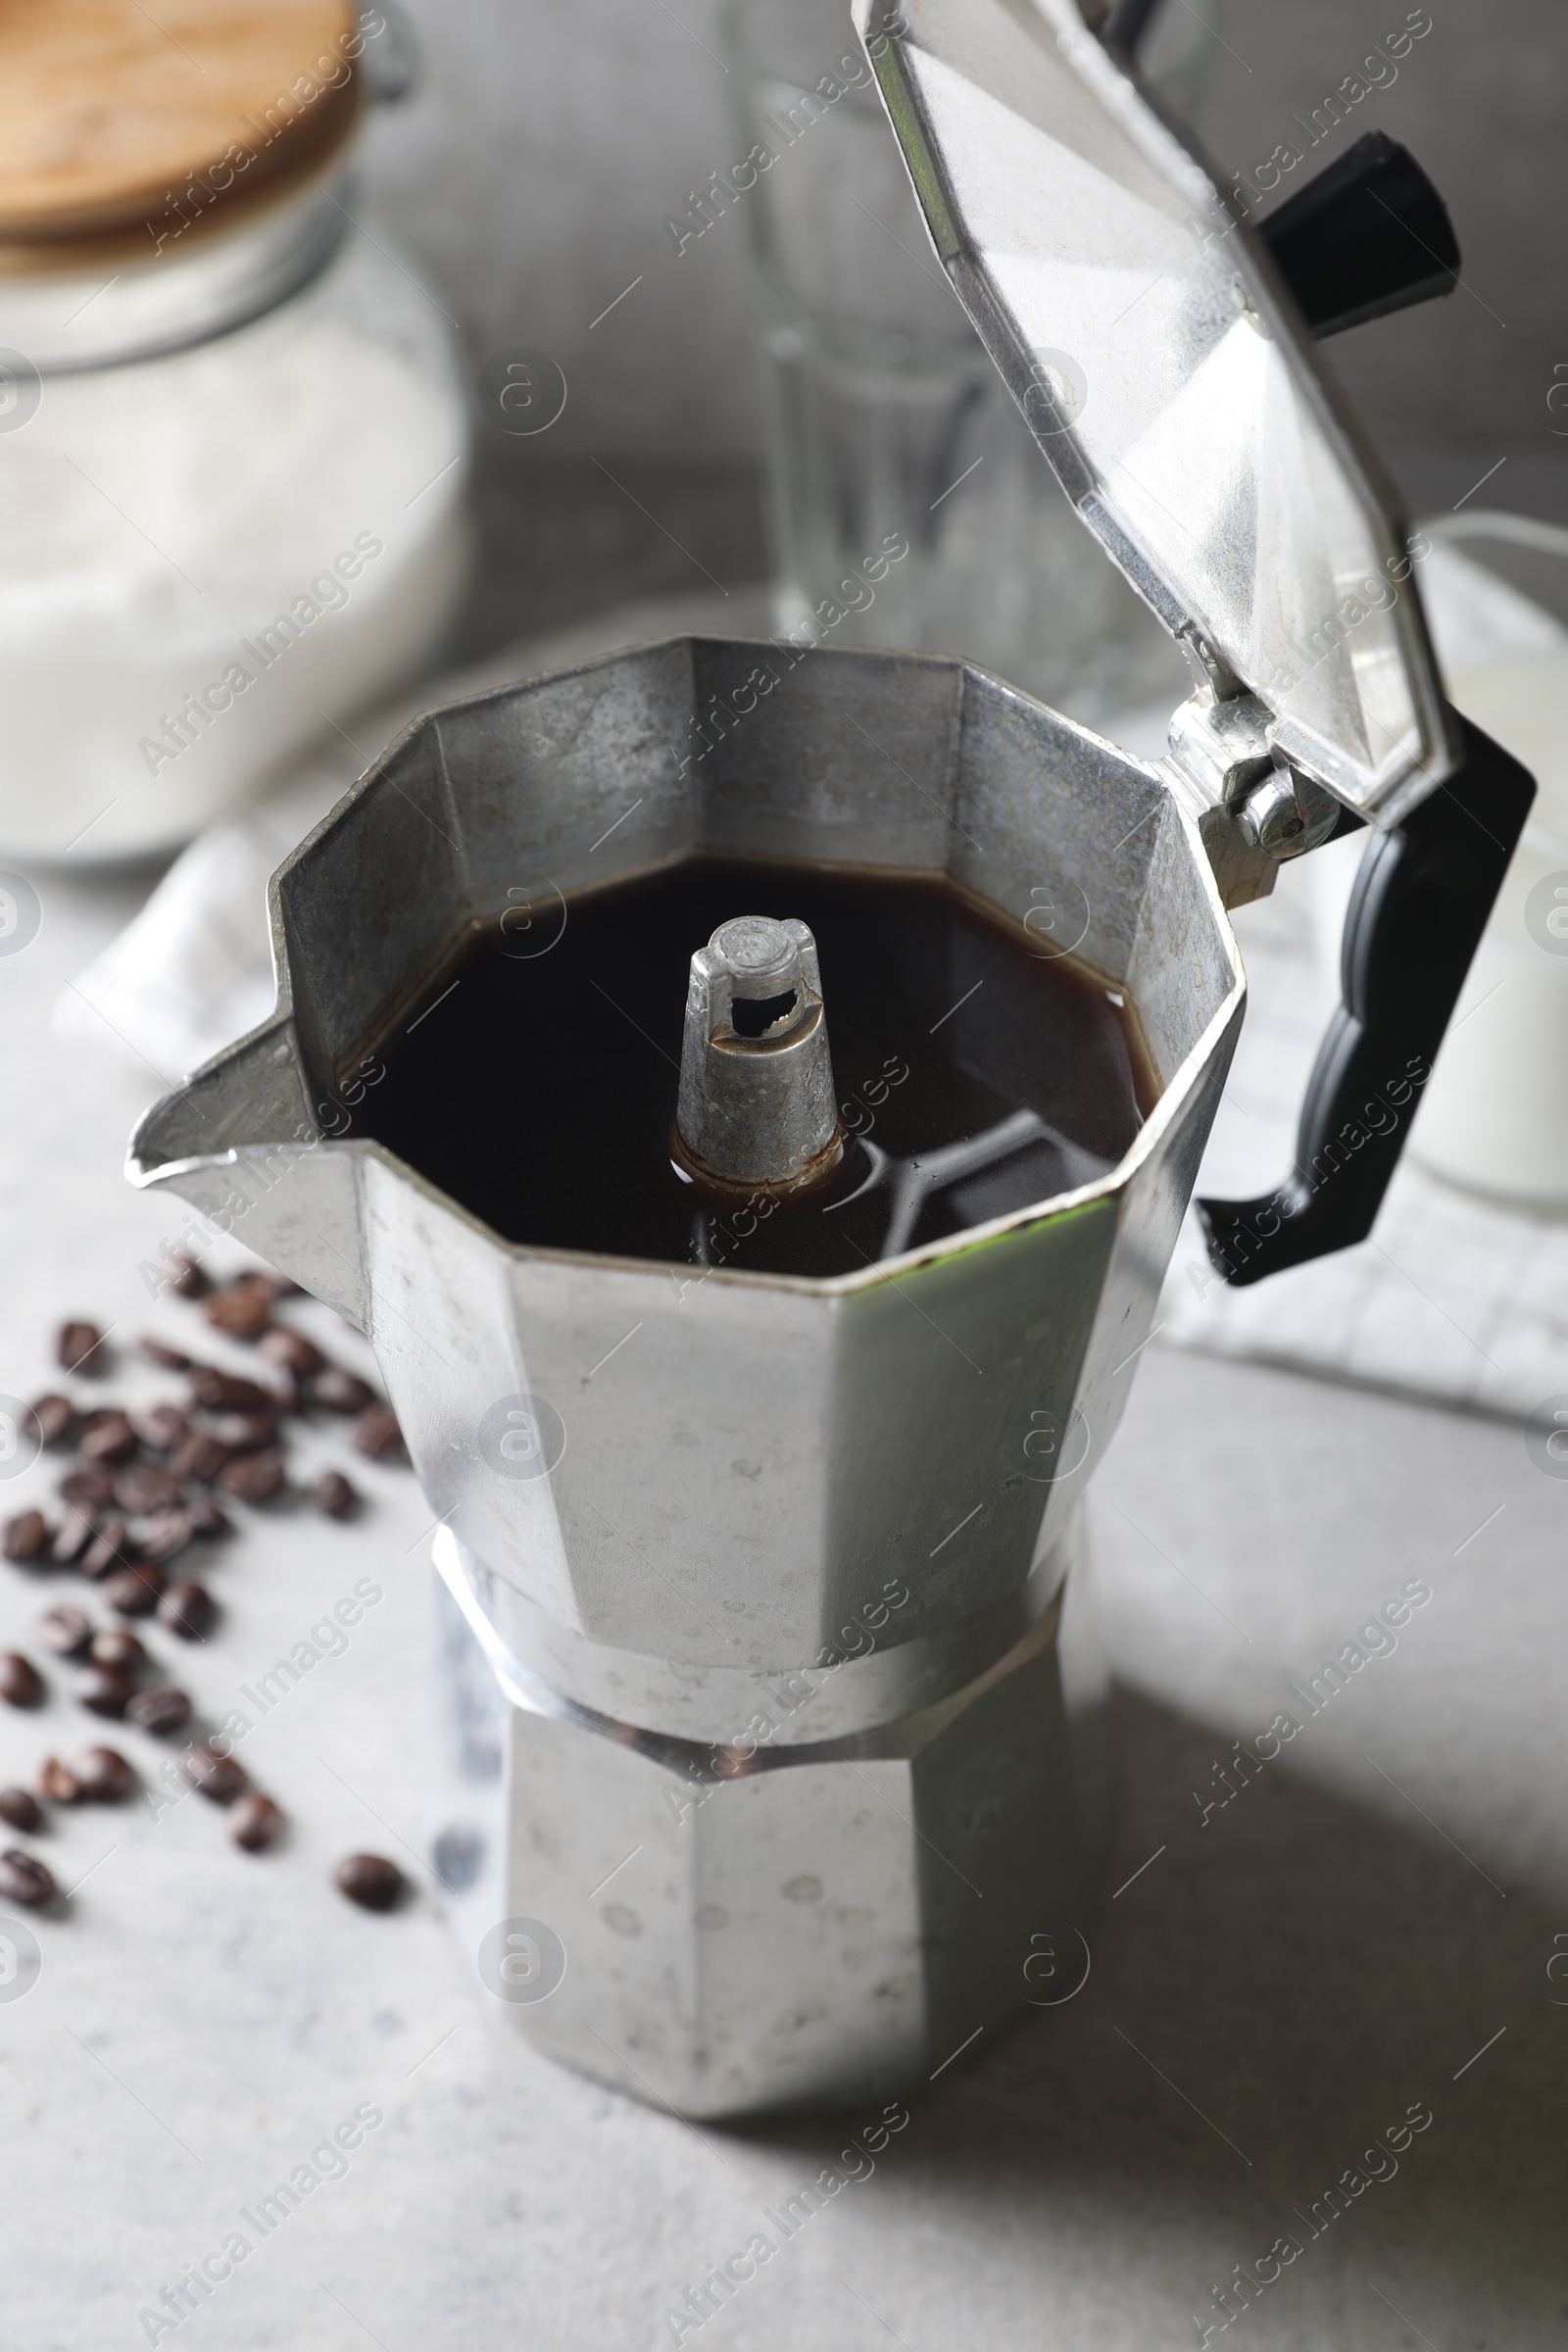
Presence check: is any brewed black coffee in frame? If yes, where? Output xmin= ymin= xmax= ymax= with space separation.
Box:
xmin=348 ymin=855 xmax=1157 ymax=1277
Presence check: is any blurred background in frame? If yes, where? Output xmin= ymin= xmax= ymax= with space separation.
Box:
xmin=358 ymin=0 xmax=1568 ymax=654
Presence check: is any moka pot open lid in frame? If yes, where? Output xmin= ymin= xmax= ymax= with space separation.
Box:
xmin=853 ymin=0 xmax=1454 ymax=822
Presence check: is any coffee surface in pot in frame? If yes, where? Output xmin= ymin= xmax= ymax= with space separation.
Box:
xmin=347 ymin=855 xmax=1158 ymax=1276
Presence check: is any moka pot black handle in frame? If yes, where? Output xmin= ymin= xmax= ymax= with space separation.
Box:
xmin=1199 ymin=712 xmax=1535 ymax=1286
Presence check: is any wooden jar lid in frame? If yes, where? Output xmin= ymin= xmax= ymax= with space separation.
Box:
xmin=0 ymin=0 xmax=363 ymax=273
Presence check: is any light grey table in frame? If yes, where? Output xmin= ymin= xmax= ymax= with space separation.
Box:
xmin=1 ymin=751 xmax=1564 ymax=2352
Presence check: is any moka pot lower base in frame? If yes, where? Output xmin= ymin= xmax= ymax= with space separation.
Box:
xmin=429 ymin=1516 xmax=1106 ymax=2119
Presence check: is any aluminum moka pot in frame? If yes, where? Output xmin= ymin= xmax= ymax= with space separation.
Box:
xmin=128 ymin=0 xmax=1532 ymax=2119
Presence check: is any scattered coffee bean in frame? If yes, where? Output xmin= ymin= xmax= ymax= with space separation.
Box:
xmin=78 ymin=1410 xmax=137 ymax=1465
xmin=81 ymin=1516 xmax=136 ymax=1579
xmin=89 ymin=1628 xmax=147 ymax=1675
xmin=215 ymin=1448 xmax=284 ymax=1503
xmin=187 ymin=1368 xmax=276 ymax=1414
xmin=29 ymin=1394 xmax=76 ymax=1448
xmin=50 ymin=1510 xmax=97 ymax=1567
xmin=260 ymin=1326 xmax=322 ymax=1377
xmin=202 ymin=1284 xmax=273 ymax=1339
xmin=102 ymin=1567 xmax=165 ymax=1618
xmin=135 ymin=1336 xmax=192 ymax=1371
xmin=209 ymin=1411 xmax=276 ymax=1453
xmin=170 ymin=1431 xmax=233 ymax=1486
xmin=310 ymin=1470 xmax=358 ymax=1520
xmin=229 ymin=1793 xmax=283 ymax=1852
xmin=74 ymin=1746 xmax=135 ymax=1803
xmin=113 ymin=1460 xmax=183 ymax=1514
xmin=2 ymin=1509 xmax=49 ymax=1564
xmin=34 ymin=1604 xmax=92 ymax=1658
xmin=334 ymin=1853 xmax=403 ymax=1911
xmin=157 ymin=1580 xmax=215 ymax=1641
xmin=124 ymin=1685 xmax=192 ymax=1737
xmin=351 ymin=1405 xmax=404 ymax=1461
xmin=237 ymin=1269 xmax=296 ymax=1300
xmin=131 ymin=1405 xmax=190 ymax=1454
xmin=58 ymin=1465 xmax=115 ymax=1512
xmin=311 ymin=1365 xmax=373 ymax=1415
xmin=162 ymin=1251 xmax=208 ymax=1298
xmin=0 ymin=1653 xmax=45 ymax=1709
xmin=74 ymin=1664 xmax=133 ymax=1718
xmin=7 ymin=1284 xmax=408 ymax=1935
xmin=57 ymin=1320 xmax=106 ymax=1377
xmin=0 ymin=1850 xmax=55 ymax=1907
xmin=181 ymin=1743 xmax=247 ymax=1804
xmin=134 ymin=1508 xmax=192 ymax=1565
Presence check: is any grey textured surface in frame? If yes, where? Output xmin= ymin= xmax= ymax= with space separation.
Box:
xmin=2 ymin=768 xmax=1564 ymax=2345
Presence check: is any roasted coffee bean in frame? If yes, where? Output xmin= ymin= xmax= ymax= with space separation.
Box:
xmin=81 ymin=1516 xmax=136 ymax=1579
xmin=50 ymin=1510 xmax=97 ymax=1567
xmin=29 ymin=1393 xmax=75 ymax=1447
xmin=351 ymin=1405 xmax=404 ymax=1461
xmin=334 ymin=1853 xmax=403 ymax=1911
xmin=170 ymin=1431 xmax=233 ymax=1485
xmin=181 ymin=1743 xmax=247 ymax=1804
xmin=163 ymin=1251 xmax=208 ymax=1298
xmin=34 ymin=1756 xmax=79 ymax=1802
xmin=259 ymin=1326 xmax=322 ymax=1377
xmin=208 ymin=1411 xmax=276 ymax=1453
xmin=124 ymin=1685 xmax=192 ymax=1737
xmin=172 ymin=1420 xmax=236 ymax=1477
xmin=78 ymin=1410 xmax=137 ymax=1465
xmin=264 ymin=1371 xmax=303 ymax=1417
xmin=74 ymin=1746 xmax=135 ymax=1803
xmin=58 ymin=1465 xmax=115 ymax=1512
xmin=235 ymin=1268 xmax=294 ymax=1300
xmin=130 ymin=1401 xmax=191 ymax=1450
xmin=184 ymin=1495 xmax=230 ymax=1541
xmin=0 ymin=1850 xmax=55 ymax=1907
xmin=74 ymin=1664 xmax=133 ymax=1718
xmin=229 ymin=1793 xmax=283 ymax=1852
xmin=310 ymin=1365 xmax=373 ymax=1415
xmin=310 ymin=1470 xmax=358 ymax=1520
xmin=202 ymin=1284 xmax=273 ymax=1338
xmin=90 ymin=1628 xmax=148 ymax=1674
xmin=134 ymin=1508 xmax=192 ymax=1565
xmin=157 ymin=1580 xmax=215 ymax=1641
xmin=0 ymin=1653 xmax=45 ymax=1709
xmin=57 ymin=1320 xmax=106 ymax=1377
xmin=113 ymin=1460 xmax=182 ymax=1514
xmin=187 ymin=1368 xmax=275 ymax=1413
xmin=215 ymin=1448 xmax=284 ymax=1503
xmin=102 ymin=1566 xmax=165 ymax=1618
xmin=2 ymin=1509 xmax=49 ymax=1563
xmin=0 ymin=1787 xmax=41 ymax=1833
xmin=135 ymin=1337 xmax=192 ymax=1371
xmin=34 ymin=1604 xmax=92 ymax=1658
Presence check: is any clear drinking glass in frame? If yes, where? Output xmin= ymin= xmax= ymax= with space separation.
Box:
xmin=720 ymin=0 xmax=1214 ymax=721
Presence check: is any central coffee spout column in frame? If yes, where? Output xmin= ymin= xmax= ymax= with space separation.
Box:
xmin=674 ymin=914 xmax=843 ymax=1193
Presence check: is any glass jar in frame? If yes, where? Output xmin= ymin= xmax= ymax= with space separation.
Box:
xmin=0 ymin=1 xmax=469 ymax=861
xmin=718 ymin=0 xmax=1216 ymax=722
